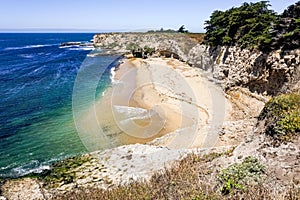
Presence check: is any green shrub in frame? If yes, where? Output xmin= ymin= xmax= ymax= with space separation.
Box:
xmin=126 ymin=43 xmax=140 ymax=50
xmin=222 ymin=36 xmax=232 ymax=45
xmin=259 ymin=93 xmax=300 ymax=142
xmin=218 ymin=156 xmax=265 ymax=195
xmin=143 ymin=46 xmax=155 ymax=55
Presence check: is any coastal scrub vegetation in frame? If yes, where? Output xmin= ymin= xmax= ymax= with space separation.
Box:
xmin=52 ymin=152 xmax=299 ymax=200
xmin=218 ymin=156 xmax=265 ymax=195
xmin=204 ymin=1 xmax=300 ymax=51
xmin=147 ymin=25 xmax=189 ymax=33
xmin=147 ymin=28 xmax=177 ymax=33
xmin=259 ymin=93 xmax=300 ymax=143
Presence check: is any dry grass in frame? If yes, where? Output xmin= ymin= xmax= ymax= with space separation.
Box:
xmin=51 ymin=152 xmax=300 ymax=200
xmin=186 ymin=33 xmax=205 ymax=43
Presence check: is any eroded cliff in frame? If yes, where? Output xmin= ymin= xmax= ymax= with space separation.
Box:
xmin=94 ymin=32 xmax=300 ymax=95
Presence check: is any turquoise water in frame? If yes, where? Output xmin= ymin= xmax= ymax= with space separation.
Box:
xmin=0 ymin=33 xmax=120 ymax=177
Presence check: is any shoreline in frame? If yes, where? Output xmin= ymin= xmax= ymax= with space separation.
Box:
xmin=0 ymin=56 xmax=238 ymax=198
xmin=1 ymin=56 xmax=232 ymax=178
xmin=129 ymin=57 xmax=233 ymax=148
xmin=82 ymin=56 xmax=233 ymax=149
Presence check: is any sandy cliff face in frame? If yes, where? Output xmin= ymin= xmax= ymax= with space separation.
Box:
xmin=188 ymin=45 xmax=300 ymax=95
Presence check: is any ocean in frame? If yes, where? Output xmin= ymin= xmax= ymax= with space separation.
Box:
xmin=0 ymin=33 xmax=120 ymax=177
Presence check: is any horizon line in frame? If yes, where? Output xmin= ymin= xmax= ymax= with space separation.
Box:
xmin=0 ymin=27 xmax=205 ymax=34
xmin=0 ymin=28 xmax=128 ymax=33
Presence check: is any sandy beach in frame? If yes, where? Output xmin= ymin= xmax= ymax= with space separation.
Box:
xmin=76 ymin=57 xmax=232 ymax=151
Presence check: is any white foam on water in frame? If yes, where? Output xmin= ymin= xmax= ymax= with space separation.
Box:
xmin=61 ymin=46 xmax=95 ymax=51
xmin=87 ymin=53 xmax=97 ymax=57
xmin=112 ymin=105 xmax=166 ymax=139
xmin=19 ymin=54 xmax=35 ymax=58
xmin=2 ymin=154 xmax=77 ymax=178
xmin=4 ymin=44 xmax=57 ymax=51
xmin=110 ymin=66 xmax=117 ymax=83
xmin=113 ymin=105 xmax=148 ymax=118
xmin=8 ymin=160 xmax=50 ymax=177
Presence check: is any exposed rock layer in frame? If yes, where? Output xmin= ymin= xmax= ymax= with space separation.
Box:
xmin=189 ymin=45 xmax=300 ymax=95
xmin=94 ymin=33 xmax=300 ymax=95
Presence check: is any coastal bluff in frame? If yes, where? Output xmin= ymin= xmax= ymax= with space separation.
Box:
xmin=93 ymin=32 xmax=203 ymax=60
xmin=93 ymin=32 xmax=300 ymax=95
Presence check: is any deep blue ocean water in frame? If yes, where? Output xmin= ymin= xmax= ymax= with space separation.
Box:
xmin=0 ymin=33 xmax=119 ymax=177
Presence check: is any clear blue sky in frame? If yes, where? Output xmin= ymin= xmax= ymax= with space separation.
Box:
xmin=0 ymin=0 xmax=298 ymax=32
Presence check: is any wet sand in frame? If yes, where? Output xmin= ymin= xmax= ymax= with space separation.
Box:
xmin=76 ymin=57 xmax=232 ymax=151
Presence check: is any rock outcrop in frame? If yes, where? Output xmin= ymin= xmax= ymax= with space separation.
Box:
xmin=0 ymin=144 xmax=232 ymax=200
xmin=93 ymin=32 xmax=199 ymax=60
xmin=189 ymin=45 xmax=300 ymax=95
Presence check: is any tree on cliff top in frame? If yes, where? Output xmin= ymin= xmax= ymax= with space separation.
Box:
xmin=178 ymin=25 xmax=188 ymax=33
xmin=282 ymin=1 xmax=300 ymax=18
xmin=204 ymin=1 xmax=276 ymax=49
xmin=269 ymin=1 xmax=300 ymax=50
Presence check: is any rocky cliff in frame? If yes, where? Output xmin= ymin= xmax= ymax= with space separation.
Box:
xmin=93 ymin=32 xmax=201 ymax=60
xmin=189 ymin=45 xmax=300 ymax=95
xmin=94 ymin=33 xmax=300 ymax=95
